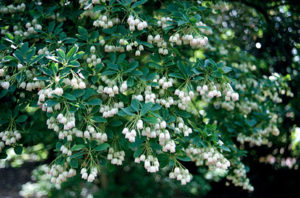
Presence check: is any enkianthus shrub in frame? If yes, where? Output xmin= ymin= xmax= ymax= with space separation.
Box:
xmin=0 ymin=0 xmax=293 ymax=193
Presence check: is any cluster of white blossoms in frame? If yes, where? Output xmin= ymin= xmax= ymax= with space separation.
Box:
xmin=97 ymin=76 xmax=128 ymax=97
xmin=93 ymin=15 xmax=120 ymax=29
xmin=237 ymin=124 xmax=280 ymax=146
xmin=196 ymin=21 xmax=211 ymax=34
xmin=63 ymin=77 xmax=86 ymax=89
xmin=24 ymin=19 xmax=42 ymax=37
xmin=98 ymin=83 xmax=127 ymax=98
xmin=153 ymin=76 xmax=174 ymax=90
xmin=224 ymin=85 xmax=239 ymax=101
xmin=197 ymin=84 xmax=222 ymax=99
xmin=127 ymin=15 xmax=148 ymax=31
xmin=158 ymin=128 xmax=176 ymax=153
xmin=122 ymin=127 xmax=137 ymax=142
xmin=185 ymin=146 xmax=231 ymax=171
xmin=0 ymin=3 xmax=25 ymax=14
xmin=47 ymin=164 xmax=76 ymax=185
xmin=169 ymin=167 xmax=192 ymax=185
xmin=0 ymin=130 xmax=22 ymax=151
xmin=226 ymin=163 xmax=254 ymax=191
xmin=56 ymin=113 xmax=76 ymax=130
xmin=175 ymin=89 xmax=195 ymax=110
xmin=104 ymin=44 xmax=125 ymax=53
xmin=121 ymin=40 xmax=145 ymax=56
xmin=60 ymin=145 xmax=72 ymax=156
xmin=99 ymin=102 xmax=124 ymax=118
xmin=107 ymin=148 xmax=125 ymax=165
xmin=81 ymin=167 xmax=98 ymax=182
xmin=169 ymin=34 xmax=208 ymax=49
xmin=147 ymin=34 xmax=169 ymax=55
xmin=84 ymin=125 xmax=108 ymax=143
xmin=0 ymin=68 xmax=5 ymax=77
xmin=171 ymin=117 xmax=193 ymax=136
xmin=87 ymin=46 xmax=102 ymax=66
xmin=157 ymin=16 xmax=172 ymax=28
xmin=141 ymin=120 xmax=167 ymax=138
xmin=19 ymin=80 xmax=45 ymax=92
xmin=182 ymin=35 xmax=208 ymax=49
xmin=135 ymin=154 xmax=160 ymax=173
xmin=38 ymin=87 xmax=63 ymax=109
xmin=0 ymin=81 xmax=10 ymax=89
xmin=143 ymin=86 xmax=157 ymax=103
xmin=38 ymin=47 xmax=50 ymax=55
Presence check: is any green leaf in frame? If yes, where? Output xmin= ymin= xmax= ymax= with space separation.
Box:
xmin=157 ymin=153 xmax=169 ymax=168
xmin=72 ymin=89 xmax=85 ymax=98
xmin=86 ymin=98 xmax=102 ymax=105
xmin=70 ymin=152 xmax=84 ymax=159
xmin=133 ymin=147 xmax=144 ymax=158
xmin=71 ymin=144 xmax=85 ymax=151
xmin=141 ymin=102 xmax=153 ymax=116
xmin=64 ymin=93 xmax=77 ymax=101
xmin=132 ymin=0 xmax=148 ymax=8
xmin=45 ymin=100 xmax=59 ymax=107
xmin=131 ymin=99 xmax=140 ymax=112
xmin=16 ymin=115 xmax=28 ymax=123
xmin=70 ymin=158 xmax=79 ymax=168
xmin=92 ymin=116 xmax=107 ymax=123
xmin=67 ymin=45 xmax=78 ymax=61
xmin=94 ymin=143 xmax=110 ymax=151
xmin=142 ymin=117 xmax=158 ymax=124
xmin=220 ymin=145 xmax=231 ymax=152
xmin=222 ymin=66 xmax=232 ymax=73
xmin=78 ymin=26 xmax=88 ymax=40
xmin=14 ymin=146 xmax=23 ymax=155
xmin=120 ymin=107 xmax=135 ymax=116
xmin=176 ymin=155 xmax=192 ymax=162
xmin=57 ymin=49 xmax=65 ymax=60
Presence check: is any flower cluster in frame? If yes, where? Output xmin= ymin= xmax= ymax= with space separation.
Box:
xmin=93 ymin=15 xmax=120 ymax=29
xmin=81 ymin=167 xmax=98 ymax=182
xmin=135 ymin=154 xmax=159 ymax=173
xmin=0 ymin=130 xmax=21 ymax=151
xmin=197 ymin=84 xmax=222 ymax=99
xmin=47 ymin=165 xmax=76 ymax=185
xmin=169 ymin=167 xmax=192 ymax=185
xmin=147 ymin=34 xmax=169 ymax=55
xmin=185 ymin=146 xmax=230 ymax=171
xmin=57 ymin=113 xmax=76 ymax=131
xmin=0 ymin=3 xmax=25 ymax=14
xmin=60 ymin=145 xmax=72 ymax=156
xmin=122 ymin=127 xmax=137 ymax=142
xmin=63 ymin=77 xmax=86 ymax=89
xmin=127 ymin=15 xmax=148 ymax=31
xmin=107 ymin=148 xmax=125 ymax=165
xmin=87 ymin=46 xmax=102 ymax=66
xmin=226 ymin=163 xmax=254 ymax=191
xmin=157 ymin=17 xmax=172 ymax=28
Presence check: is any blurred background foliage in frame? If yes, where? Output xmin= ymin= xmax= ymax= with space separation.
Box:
xmin=0 ymin=0 xmax=299 ymax=197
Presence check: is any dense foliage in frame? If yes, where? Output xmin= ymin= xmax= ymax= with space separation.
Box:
xmin=0 ymin=0 xmax=299 ymax=197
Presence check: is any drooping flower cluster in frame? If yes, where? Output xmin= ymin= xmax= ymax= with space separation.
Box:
xmin=226 ymin=163 xmax=254 ymax=191
xmin=81 ymin=167 xmax=98 ymax=182
xmin=107 ymin=148 xmax=125 ymax=165
xmin=47 ymin=165 xmax=76 ymax=185
xmin=185 ymin=145 xmax=231 ymax=171
xmin=169 ymin=167 xmax=192 ymax=185
xmin=135 ymin=154 xmax=159 ymax=173
xmin=127 ymin=15 xmax=148 ymax=31
xmin=0 ymin=130 xmax=22 ymax=152
xmin=93 ymin=15 xmax=120 ymax=29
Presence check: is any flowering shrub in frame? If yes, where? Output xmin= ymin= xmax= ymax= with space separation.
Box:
xmin=0 ymin=0 xmax=296 ymax=194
